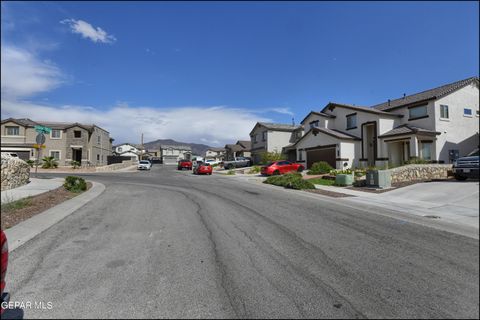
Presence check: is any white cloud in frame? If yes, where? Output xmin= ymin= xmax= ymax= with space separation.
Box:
xmin=60 ymin=19 xmax=116 ymax=44
xmin=0 ymin=101 xmax=271 ymax=147
xmin=268 ymin=107 xmax=295 ymax=116
xmin=1 ymin=45 xmax=63 ymax=99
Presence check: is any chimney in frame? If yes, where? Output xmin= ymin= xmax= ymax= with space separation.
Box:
xmin=388 ymin=99 xmax=391 ymax=106
xmin=403 ymin=93 xmax=406 ymax=99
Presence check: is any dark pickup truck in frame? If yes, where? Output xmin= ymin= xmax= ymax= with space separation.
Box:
xmin=453 ymin=149 xmax=479 ymax=180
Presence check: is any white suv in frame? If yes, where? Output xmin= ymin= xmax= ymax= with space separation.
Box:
xmin=137 ymin=160 xmax=152 ymax=170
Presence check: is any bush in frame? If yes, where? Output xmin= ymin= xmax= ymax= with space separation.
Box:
xmin=64 ymin=176 xmax=87 ymax=192
xmin=41 ymin=156 xmax=58 ymax=169
xmin=307 ymin=161 xmax=334 ymax=175
xmin=71 ymin=160 xmax=81 ymax=169
xmin=226 ymin=170 xmax=236 ymax=175
xmin=260 ymin=151 xmax=285 ymax=164
xmin=264 ymin=172 xmax=314 ymax=190
xmin=247 ymin=166 xmax=261 ymax=174
xmin=26 ymin=159 xmax=35 ymax=168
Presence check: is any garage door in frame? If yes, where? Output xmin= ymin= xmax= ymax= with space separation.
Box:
xmin=2 ymin=150 xmax=30 ymax=161
xmin=306 ymin=148 xmax=336 ymax=169
xmin=162 ymin=156 xmax=178 ymax=165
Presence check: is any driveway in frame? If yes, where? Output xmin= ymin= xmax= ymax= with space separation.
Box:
xmin=4 ymin=166 xmax=479 ymax=319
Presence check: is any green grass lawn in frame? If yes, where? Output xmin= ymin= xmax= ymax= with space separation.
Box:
xmin=305 ymin=178 xmax=336 ymax=186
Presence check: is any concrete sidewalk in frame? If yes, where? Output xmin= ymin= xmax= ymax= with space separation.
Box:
xmin=1 ymin=178 xmax=64 ymax=204
xmin=314 ymin=181 xmax=479 ymax=230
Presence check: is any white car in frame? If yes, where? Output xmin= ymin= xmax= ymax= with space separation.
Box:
xmin=137 ymin=160 xmax=152 ymax=170
xmin=204 ymin=159 xmax=220 ymax=166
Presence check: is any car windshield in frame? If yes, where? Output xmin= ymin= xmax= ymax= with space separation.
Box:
xmin=467 ymin=149 xmax=479 ymax=156
xmin=265 ymin=162 xmax=275 ymax=166
xmin=139 ymin=161 xmax=149 ymax=164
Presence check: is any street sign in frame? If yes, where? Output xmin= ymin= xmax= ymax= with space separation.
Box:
xmin=33 ymin=144 xmax=46 ymax=149
xmin=36 ymin=133 xmax=46 ymax=145
xmin=34 ymin=125 xmax=51 ymax=134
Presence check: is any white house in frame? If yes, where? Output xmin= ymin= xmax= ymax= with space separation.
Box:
xmin=205 ymin=147 xmax=226 ymax=162
xmin=160 ymin=145 xmax=192 ymax=165
xmin=290 ymin=77 xmax=479 ymax=169
xmin=114 ymin=143 xmax=141 ymax=161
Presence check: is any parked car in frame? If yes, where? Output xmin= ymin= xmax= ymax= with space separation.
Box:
xmin=453 ymin=148 xmax=479 ymax=180
xmin=137 ymin=160 xmax=152 ymax=170
xmin=261 ymin=161 xmax=305 ymax=176
xmin=178 ymin=160 xmax=193 ymax=170
xmin=1 ymin=230 xmax=9 ymax=315
xmin=222 ymin=157 xmax=251 ymax=169
xmin=204 ymin=159 xmax=220 ymax=166
xmin=193 ymin=162 xmax=213 ymax=175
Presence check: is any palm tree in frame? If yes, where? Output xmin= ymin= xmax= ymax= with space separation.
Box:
xmin=42 ymin=156 xmax=58 ymax=169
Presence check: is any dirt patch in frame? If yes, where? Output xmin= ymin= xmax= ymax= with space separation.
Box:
xmin=1 ymin=182 xmax=92 ymax=230
xmin=304 ymin=189 xmax=355 ymax=198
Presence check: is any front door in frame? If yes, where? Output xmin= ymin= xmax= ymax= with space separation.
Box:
xmin=365 ymin=125 xmax=376 ymax=166
xmin=72 ymin=148 xmax=82 ymax=162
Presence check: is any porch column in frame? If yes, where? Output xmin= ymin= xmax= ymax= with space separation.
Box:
xmin=409 ymin=136 xmax=419 ymax=159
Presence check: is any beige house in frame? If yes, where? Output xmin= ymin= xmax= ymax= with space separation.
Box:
xmin=205 ymin=147 xmax=226 ymax=162
xmin=289 ymin=77 xmax=479 ymax=169
xmin=160 ymin=145 xmax=192 ymax=164
xmin=249 ymin=122 xmax=303 ymax=164
xmin=225 ymin=140 xmax=251 ymax=160
xmin=1 ymin=118 xmax=113 ymax=166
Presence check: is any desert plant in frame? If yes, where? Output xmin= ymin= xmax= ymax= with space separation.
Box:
xmin=41 ymin=156 xmax=58 ymax=169
xmin=264 ymin=172 xmax=314 ymax=190
xmin=247 ymin=166 xmax=261 ymax=174
xmin=307 ymin=161 xmax=334 ymax=175
xmin=71 ymin=160 xmax=81 ymax=169
xmin=260 ymin=151 xmax=286 ymax=164
xmin=25 ymin=159 xmax=35 ymax=168
xmin=226 ymin=169 xmax=236 ymax=175
xmin=64 ymin=176 xmax=87 ymax=192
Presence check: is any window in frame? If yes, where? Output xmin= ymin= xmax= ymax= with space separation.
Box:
xmin=51 ymin=129 xmax=62 ymax=139
xmin=97 ymin=136 xmax=101 ymax=144
xmin=420 ymin=142 xmax=432 ymax=160
xmin=464 ymin=108 xmax=472 ymax=117
xmin=440 ymin=105 xmax=449 ymax=119
xmin=346 ymin=114 xmax=357 ymax=130
xmin=298 ymin=151 xmax=303 ymax=161
xmin=253 ymin=135 xmax=257 ymax=143
xmin=262 ymin=131 xmax=267 ymax=141
xmin=118 ymin=147 xmax=123 ymax=152
xmin=74 ymin=130 xmax=82 ymax=138
xmin=309 ymin=120 xmax=319 ymax=129
xmin=477 ymin=110 xmax=480 ymax=117
xmin=409 ymin=105 xmax=428 ymax=120
xmin=97 ymin=154 xmax=100 ymax=161
xmin=5 ymin=126 xmax=19 ymax=136
xmin=50 ymin=151 xmax=60 ymax=160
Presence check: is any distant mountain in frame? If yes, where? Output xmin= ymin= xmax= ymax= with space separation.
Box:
xmin=143 ymin=139 xmax=213 ymax=156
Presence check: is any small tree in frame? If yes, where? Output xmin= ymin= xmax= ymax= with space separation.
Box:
xmin=307 ymin=161 xmax=333 ymax=175
xmin=260 ymin=151 xmax=285 ymax=164
xmin=41 ymin=156 xmax=58 ymax=169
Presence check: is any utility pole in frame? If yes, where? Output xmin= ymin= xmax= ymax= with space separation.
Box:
xmin=141 ymin=133 xmax=144 ymax=160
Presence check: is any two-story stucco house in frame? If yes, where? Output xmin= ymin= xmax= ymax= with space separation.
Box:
xmin=1 ymin=118 xmax=113 ymax=166
xmin=205 ymin=147 xmax=226 ymax=162
xmin=114 ymin=143 xmax=142 ymax=161
xmin=290 ymin=77 xmax=479 ymax=169
xmin=160 ymin=145 xmax=192 ymax=164
xmin=224 ymin=140 xmax=251 ymax=161
xmin=249 ymin=122 xmax=303 ymax=164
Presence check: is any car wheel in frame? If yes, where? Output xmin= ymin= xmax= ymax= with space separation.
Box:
xmin=227 ymin=164 xmax=233 ymax=170
xmin=273 ymin=170 xmax=280 ymax=175
xmin=454 ymin=174 xmax=468 ymax=181
xmin=297 ymin=167 xmax=304 ymax=172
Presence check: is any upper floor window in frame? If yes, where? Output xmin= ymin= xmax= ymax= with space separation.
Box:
xmin=51 ymin=129 xmax=62 ymax=139
xmin=440 ymin=105 xmax=449 ymax=119
xmin=253 ymin=135 xmax=257 ymax=143
xmin=74 ymin=130 xmax=82 ymax=138
xmin=97 ymin=136 xmax=101 ymax=144
xmin=118 ymin=147 xmax=122 ymax=152
xmin=309 ymin=120 xmax=319 ymax=129
xmin=346 ymin=114 xmax=357 ymax=130
xmin=409 ymin=105 xmax=428 ymax=120
xmin=262 ymin=131 xmax=267 ymax=141
xmin=464 ymin=108 xmax=473 ymax=117
xmin=5 ymin=126 xmax=20 ymax=136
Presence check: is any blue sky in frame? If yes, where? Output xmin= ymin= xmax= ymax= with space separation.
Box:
xmin=1 ymin=1 xmax=478 ymax=146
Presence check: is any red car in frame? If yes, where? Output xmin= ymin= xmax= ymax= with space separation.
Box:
xmin=261 ymin=161 xmax=304 ymax=176
xmin=1 ymin=230 xmax=9 ymax=315
xmin=194 ymin=163 xmax=213 ymax=175
xmin=177 ymin=160 xmax=192 ymax=170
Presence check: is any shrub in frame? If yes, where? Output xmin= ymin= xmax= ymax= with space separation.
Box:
xmin=41 ymin=156 xmax=58 ymax=169
xmin=264 ymin=172 xmax=314 ymax=190
xmin=26 ymin=159 xmax=35 ymax=168
xmin=260 ymin=151 xmax=285 ymax=164
xmin=71 ymin=160 xmax=81 ymax=169
xmin=247 ymin=166 xmax=261 ymax=174
xmin=64 ymin=176 xmax=87 ymax=192
xmin=226 ymin=170 xmax=236 ymax=175
xmin=307 ymin=161 xmax=333 ymax=175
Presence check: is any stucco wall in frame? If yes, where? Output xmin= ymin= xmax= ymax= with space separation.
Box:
xmin=267 ymin=131 xmax=292 ymax=153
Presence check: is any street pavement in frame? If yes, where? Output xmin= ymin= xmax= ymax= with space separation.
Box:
xmin=4 ymin=165 xmax=479 ymax=319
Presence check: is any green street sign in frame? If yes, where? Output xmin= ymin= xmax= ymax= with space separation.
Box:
xmin=34 ymin=125 xmax=52 ymax=134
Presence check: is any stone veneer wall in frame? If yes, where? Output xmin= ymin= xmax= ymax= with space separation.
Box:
xmin=95 ymin=160 xmax=135 ymax=172
xmin=1 ymin=154 xmax=31 ymax=191
xmin=387 ymin=164 xmax=452 ymax=184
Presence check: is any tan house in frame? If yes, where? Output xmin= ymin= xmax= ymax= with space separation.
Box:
xmin=205 ymin=147 xmax=226 ymax=162
xmin=1 ymin=118 xmax=113 ymax=166
xmin=160 ymin=145 xmax=192 ymax=165
xmin=225 ymin=140 xmax=251 ymax=160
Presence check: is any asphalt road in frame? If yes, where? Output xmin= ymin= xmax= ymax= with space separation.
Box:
xmin=5 ymin=165 xmax=479 ymax=319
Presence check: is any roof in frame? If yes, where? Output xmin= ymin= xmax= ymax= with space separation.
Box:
xmin=311 ymin=127 xmax=361 ymax=140
xmin=321 ymin=102 xmax=403 ymax=118
xmin=0 ymin=118 xmax=106 ymax=133
xmin=300 ymin=111 xmax=336 ymax=125
xmin=378 ymin=124 xmax=441 ymax=138
xmin=237 ymin=140 xmax=251 ymax=150
xmin=160 ymin=145 xmax=192 ymax=150
xmin=225 ymin=144 xmax=244 ymax=152
xmin=207 ymin=147 xmax=225 ymax=152
xmin=258 ymin=122 xmax=301 ymax=131
xmin=373 ymin=77 xmax=479 ymax=111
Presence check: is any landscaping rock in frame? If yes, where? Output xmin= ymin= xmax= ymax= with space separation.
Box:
xmin=1 ymin=154 xmax=30 ymax=191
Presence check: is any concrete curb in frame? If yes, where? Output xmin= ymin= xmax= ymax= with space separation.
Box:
xmin=4 ymin=181 xmax=106 ymax=252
